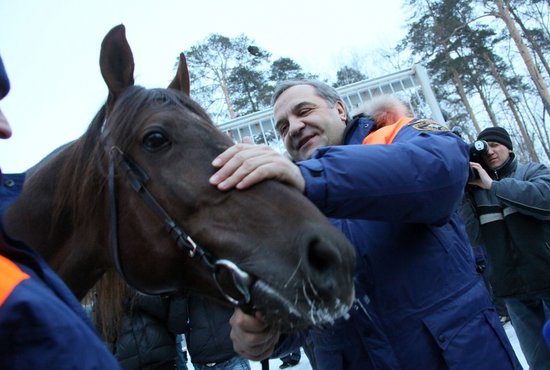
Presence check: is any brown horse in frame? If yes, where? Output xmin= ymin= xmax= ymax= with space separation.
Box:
xmin=4 ymin=25 xmax=355 ymax=332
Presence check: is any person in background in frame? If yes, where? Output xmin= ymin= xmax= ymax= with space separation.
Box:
xmin=178 ymin=294 xmax=251 ymax=370
xmin=0 ymin=55 xmax=121 ymax=369
xmin=470 ymin=241 xmax=511 ymax=324
xmin=109 ymin=293 xmax=180 ymax=369
xmin=451 ymin=126 xmax=511 ymax=325
xmin=210 ymin=85 xmax=522 ymax=369
xmin=91 ymin=273 xmax=187 ymax=370
xmin=278 ymin=350 xmax=301 ymax=369
xmin=461 ymin=126 xmax=550 ymax=369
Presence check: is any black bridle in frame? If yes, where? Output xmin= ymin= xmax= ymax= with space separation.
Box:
xmin=108 ymin=146 xmax=279 ymax=370
xmin=107 ymin=146 xmax=255 ymax=310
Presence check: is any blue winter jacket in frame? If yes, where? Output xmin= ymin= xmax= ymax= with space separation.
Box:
xmin=0 ymin=172 xmax=120 ymax=370
xmin=275 ymin=117 xmax=522 ymax=370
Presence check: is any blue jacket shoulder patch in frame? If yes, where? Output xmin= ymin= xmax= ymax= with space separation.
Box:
xmin=410 ymin=119 xmax=449 ymax=132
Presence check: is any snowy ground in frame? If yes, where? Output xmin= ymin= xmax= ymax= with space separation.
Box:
xmin=504 ymin=321 xmax=529 ymax=369
xmin=248 ymin=322 xmax=529 ymax=370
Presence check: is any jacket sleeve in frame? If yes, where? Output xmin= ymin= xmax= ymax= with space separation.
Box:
xmin=298 ymin=127 xmax=469 ymax=226
xmin=491 ymin=162 xmax=550 ymax=220
xmin=459 ymin=192 xmax=483 ymax=246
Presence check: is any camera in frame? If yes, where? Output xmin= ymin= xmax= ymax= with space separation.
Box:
xmin=469 ymin=140 xmax=488 ymax=161
xmin=468 ymin=140 xmax=488 ymax=180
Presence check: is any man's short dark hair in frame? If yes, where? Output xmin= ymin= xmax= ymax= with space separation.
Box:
xmin=271 ymin=80 xmax=350 ymax=122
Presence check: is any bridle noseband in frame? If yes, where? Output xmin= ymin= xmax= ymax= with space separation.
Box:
xmin=107 ymin=145 xmax=254 ymax=310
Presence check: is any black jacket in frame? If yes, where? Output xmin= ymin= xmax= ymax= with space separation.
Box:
xmin=461 ymin=156 xmax=550 ymax=298
xmin=180 ymin=295 xmax=238 ymax=365
xmin=112 ymin=294 xmax=180 ymax=370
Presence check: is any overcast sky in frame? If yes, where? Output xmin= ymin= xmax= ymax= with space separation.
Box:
xmin=0 ymin=0 xmax=407 ymax=172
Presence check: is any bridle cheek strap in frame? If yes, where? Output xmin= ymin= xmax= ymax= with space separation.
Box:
xmin=108 ymin=152 xmax=125 ymax=279
xmin=107 ymin=146 xmax=254 ymax=310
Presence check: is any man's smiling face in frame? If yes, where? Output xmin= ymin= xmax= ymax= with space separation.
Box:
xmin=274 ymin=84 xmax=347 ymax=161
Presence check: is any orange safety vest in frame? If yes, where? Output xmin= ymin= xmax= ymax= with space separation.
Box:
xmin=362 ymin=117 xmax=415 ymax=145
xmin=0 ymin=254 xmax=30 ymax=305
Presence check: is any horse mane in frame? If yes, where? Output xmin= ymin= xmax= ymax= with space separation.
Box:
xmin=52 ymin=105 xmax=108 ymax=231
xmin=84 ymin=270 xmax=134 ymax=343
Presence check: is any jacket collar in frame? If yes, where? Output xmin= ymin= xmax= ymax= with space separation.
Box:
xmin=489 ymin=152 xmax=516 ymax=179
xmin=343 ymin=114 xmax=376 ymax=145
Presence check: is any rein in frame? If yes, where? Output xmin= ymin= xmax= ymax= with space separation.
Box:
xmin=107 ymin=146 xmax=255 ymax=311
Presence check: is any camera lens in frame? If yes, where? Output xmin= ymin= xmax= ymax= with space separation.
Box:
xmin=473 ymin=140 xmax=486 ymax=151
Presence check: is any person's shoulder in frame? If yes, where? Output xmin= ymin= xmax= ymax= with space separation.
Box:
xmin=1 ymin=255 xmax=59 ymax=310
xmin=0 ymin=253 xmax=31 ymax=308
xmin=0 ymin=284 xmax=121 ymax=369
xmin=515 ymin=159 xmax=547 ymax=171
xmin=406 ymin=118 xmax=450 ymax=133
xmin=527 ymin=160 xmax=549 ymax=170
xmin=519 ymin=160 xmax=550 ymax=178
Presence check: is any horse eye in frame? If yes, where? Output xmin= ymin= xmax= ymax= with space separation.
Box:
xmin=143 ymin=131 xmax=170 ymax=151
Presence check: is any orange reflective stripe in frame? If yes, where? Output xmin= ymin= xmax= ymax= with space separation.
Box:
xmin=0 ymin=254 xmax=30 ymax=305
xmin=362 ymin=117 xmax=415 ymax=145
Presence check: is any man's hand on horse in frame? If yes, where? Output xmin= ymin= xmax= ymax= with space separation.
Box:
xmin=229 ymin=308 xmax=280 ymax=361
xmin=210 ymin=143 xmax=305 ymax=192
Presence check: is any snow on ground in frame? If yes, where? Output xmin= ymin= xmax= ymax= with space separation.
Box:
xmin=248 ymin=322 xmax=529 ymax=370
xmin=504 ymin=321 xmax=529 ymax=369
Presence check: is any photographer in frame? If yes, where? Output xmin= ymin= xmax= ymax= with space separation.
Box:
xmin=460 ymin=127 xmax=550 ymax=370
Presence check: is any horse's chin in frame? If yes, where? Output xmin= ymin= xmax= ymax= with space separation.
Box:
xmin=249 ymin=280 xmax=354 ymax=332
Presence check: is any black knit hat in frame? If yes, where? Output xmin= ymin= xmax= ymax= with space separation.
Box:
xmin=477 ymin=127 xmax=513 ymax=150
xmin=0 ymin=55 xmax=9 ymax=100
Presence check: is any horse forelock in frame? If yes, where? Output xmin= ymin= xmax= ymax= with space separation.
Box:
xmin=104 ymin=86 xmax=214 ymax=150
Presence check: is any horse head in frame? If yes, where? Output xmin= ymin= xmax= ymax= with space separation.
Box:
xmin=4 ymin=24 xmax=356 ymax=331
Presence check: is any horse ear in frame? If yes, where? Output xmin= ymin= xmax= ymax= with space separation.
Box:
xmin=100 ymin=24 xmax=135 ymax=112
xmin=168 ymin=53 xmax=190 ymax=96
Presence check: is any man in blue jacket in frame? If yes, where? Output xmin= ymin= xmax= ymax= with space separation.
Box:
xmin=0 ymin=55 xmax=121 ymax=369
xmin=210 ymin=82 xmax=522 ymax=369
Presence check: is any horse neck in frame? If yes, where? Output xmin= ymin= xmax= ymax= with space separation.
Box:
xmin=4 ymin=145 xmax=111 ymax=299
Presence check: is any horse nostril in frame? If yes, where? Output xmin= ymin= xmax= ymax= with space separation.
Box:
xmin=306 ymin=238 xmax=340 ymax=294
